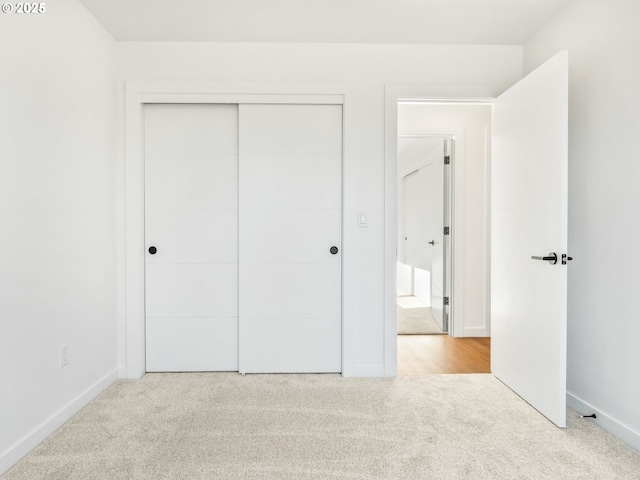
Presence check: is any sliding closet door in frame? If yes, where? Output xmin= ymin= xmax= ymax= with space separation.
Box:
xmin=239 ymin=104 xmax=342 ymax=373
xmin=144 ymin=104 xmax=238 ymax=372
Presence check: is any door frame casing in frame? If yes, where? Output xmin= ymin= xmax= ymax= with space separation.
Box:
xmin=123 ymin=82 xmax=350 ymax=379
xmin=384 ymin=85 xmax=497 ymax=376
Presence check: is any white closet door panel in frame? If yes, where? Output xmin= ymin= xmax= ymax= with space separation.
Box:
xmin=240 ymin=264 xmax=341 ymax=319
xmin=146 ymin=261 xmax=237 ymax=319
xmin=144 ymin=104 xmax=238 ymax=156
xmin=146 ymin=317 xmax=238 ymax=372
xmin=239 ymin=104 xmax=342 ymax=373
xmin=240 ymin=209 xmax=341 ymax=264
xmin=146 ymin=208 xmax=237 ymax=264
xmin=145 ymin=104 xmax=239 ymax=372
xmin=145 ymin=154 xmax=238 ymax=209
xmin=240 ymin=318 xmax=341 ymax=373
xmin=240 ymin=104 xmax=342 ymax=154
xmin=239 ymin=154 xmax=341 ymax=209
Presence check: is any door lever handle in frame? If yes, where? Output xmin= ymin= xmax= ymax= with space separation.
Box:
xmin=531 ymin=252 xmax=558 ymax=265
xmin=428 ymin=240 xmax=436 ymax=245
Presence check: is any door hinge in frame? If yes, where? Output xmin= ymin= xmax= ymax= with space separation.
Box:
xmin=444 ymin=155 xmax=451 ymax=165
xmin=443 ymin=297 xmax=450 ymax=306
xmin=444 ymin=226 xmax=450 ymax=235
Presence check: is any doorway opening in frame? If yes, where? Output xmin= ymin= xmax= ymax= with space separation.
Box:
xmin=395 ymin=101 xmax=492 ymax=376
xmin=397 ymin=136 xmax=452 ymax=335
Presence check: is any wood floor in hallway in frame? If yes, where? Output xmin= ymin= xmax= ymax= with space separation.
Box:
xmin=398 ymin=335 xmax=491 ymax=375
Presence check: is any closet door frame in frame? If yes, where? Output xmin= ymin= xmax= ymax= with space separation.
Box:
xmin=123 ymin=82 xmax=347 ymax=379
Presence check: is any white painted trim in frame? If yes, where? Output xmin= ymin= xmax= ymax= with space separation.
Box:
xmin=483 ymin=124 xmax=492 ymax=337
xmin=127 ymin=81 xmax=347 ymax=97
xmin=136 ymin=92 xmax=344 ymax=105
xmin=463 ymin=327 xmax=488 ymax=337
xmin=399 ymin=99 xmax=496 ymax=105
xmin=567 ymin=391 xmax=640 ymax=452
xmin=384 ymin=84 xmax=500 ymax=377
xmin=123 ymin=81 xmax=374 ymax=378
xmin=0 ymin=370 xmax=117 ymax=476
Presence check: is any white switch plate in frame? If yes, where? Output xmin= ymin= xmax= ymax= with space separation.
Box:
xmin=358 ymin=212 xmax=367 ymax=227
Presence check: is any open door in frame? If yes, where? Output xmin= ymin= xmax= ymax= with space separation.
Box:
xmin=441 ymin=138 xmax=453 ymax=333
xmin=491 ymin=51 xmax=569 ymax=427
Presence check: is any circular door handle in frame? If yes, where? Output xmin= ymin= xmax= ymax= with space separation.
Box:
xmin=330 ymin=246 xmax=339 ymax=255
xmin=148 ymin=246 xmax=157 ymax=255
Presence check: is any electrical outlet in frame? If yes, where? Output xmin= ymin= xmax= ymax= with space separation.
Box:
xmin=60 ymin=345 xmax=69 ymax=368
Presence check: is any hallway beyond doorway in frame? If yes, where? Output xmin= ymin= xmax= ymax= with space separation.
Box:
xmin=398 ymin=336 xmax=490 ymax=375
xmin=397 ymin=295 xmax=445 ymax=335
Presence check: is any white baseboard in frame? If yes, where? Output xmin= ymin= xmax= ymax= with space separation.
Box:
xmin=462 ymin=327 xmax=488 ymax=337
xmin=567 ymin=391 xmax=640 ymax=452
xmin=0 ymin=369 xmax=118 ymax=476
xmin=342 ymin=364 xmax=386 ymax=378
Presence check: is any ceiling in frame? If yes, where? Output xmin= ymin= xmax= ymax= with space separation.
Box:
xmin=78 ymin=0 xmax=573 ymax=45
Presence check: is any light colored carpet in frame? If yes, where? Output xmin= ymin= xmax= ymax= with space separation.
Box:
xmin=397 ymin=306 xmax=445 ymax=335
xmin=3 ymin=374 xmax=640 ymax=480
xmin=397 ymin=295 xmax=426 ymax=309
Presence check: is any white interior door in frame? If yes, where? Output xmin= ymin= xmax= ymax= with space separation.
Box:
xmin=404 ymin=169 xmax=431 ymax=307
xmin=491 ymin=51 xmax=568 ymax=427
xmin=403 ymin=160 xmax=444 ymax=325
xmin=426 ymin=158 xmax=445 ymax=329
xmin=441 ymin=138 xmax=453 ymax=333
xmin=144 ymin=104 xmax=239 ymax=372
xmin=238 ymin=104 xmax=342 ymax=373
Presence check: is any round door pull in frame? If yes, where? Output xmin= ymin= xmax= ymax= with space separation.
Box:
xmin=330 ymin=246 xmax=339 ymax=255
xmin=148 ymin=246 xmax=157 ymax=255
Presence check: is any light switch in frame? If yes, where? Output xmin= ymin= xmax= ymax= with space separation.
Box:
xmin=358 ymin=212 xmax=368 ymax=227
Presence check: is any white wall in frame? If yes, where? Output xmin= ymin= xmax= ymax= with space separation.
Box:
xmin=524 ymin=0 xmax=640 ymax=450
xmin=397 ymin=105 xmax=492 ymax=337
xmin=117 ymin=44 xmax=519 ymax=375
xmin=0 ymin=0 xmax=117 ymax=473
